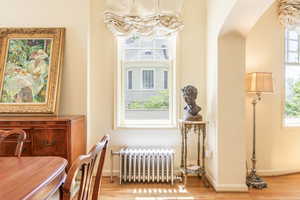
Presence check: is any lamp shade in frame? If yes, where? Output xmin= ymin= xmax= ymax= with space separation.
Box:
xmin=245 ymin=72 xmax=274 ymax=93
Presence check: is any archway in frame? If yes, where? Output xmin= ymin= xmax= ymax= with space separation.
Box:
xmin=206 ymin=0 xmax=275 ymax=191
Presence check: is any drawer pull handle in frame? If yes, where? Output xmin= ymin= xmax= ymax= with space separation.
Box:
xmin=41 ymin=140 xmax=56 ymax=146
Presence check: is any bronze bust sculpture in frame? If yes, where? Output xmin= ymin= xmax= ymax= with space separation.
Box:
xmin=181 ymin=85 xmax=202 ymax=121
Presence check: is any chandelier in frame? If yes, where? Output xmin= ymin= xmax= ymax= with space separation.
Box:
xmin=278 ymin=0 xmax=300 ymax=29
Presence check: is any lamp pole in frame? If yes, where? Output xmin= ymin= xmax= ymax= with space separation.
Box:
xmin=246 ymin=93 xmax=267 ymax=189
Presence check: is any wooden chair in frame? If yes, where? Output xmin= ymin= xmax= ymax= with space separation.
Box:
xmin=61 ymin=135 xmax=110 ymax=200
xmin=0 ymin=129 xmax=26 ymax=158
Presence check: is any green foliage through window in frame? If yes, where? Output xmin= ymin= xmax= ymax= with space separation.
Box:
xmin=128 ymin=90 xmax=169 ymax=110
xmin=286 ymin=80 xmax=300 ymax=117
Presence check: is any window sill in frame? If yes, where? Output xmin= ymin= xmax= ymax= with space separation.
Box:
xmin=115 ymin=122 xmax=177 ymax=130
xmin=283 ymin=118 xmax=300 ymax=128
xmin=140 ymin=88 xmax=156 ymax=91
xmin=126 ymin=89 xmax=168 ymax=91
xmin=283 ymin=123 xmax=300 ymax=128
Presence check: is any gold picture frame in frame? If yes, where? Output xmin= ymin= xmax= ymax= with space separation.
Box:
xmin=0 ymin=28 xmax=65 ymax=115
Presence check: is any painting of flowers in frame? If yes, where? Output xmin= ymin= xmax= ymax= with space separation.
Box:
xmin=0 ymin=28 xmax=65 ymax=114
xmin=1 ymin=39 xmax=52 ymax=103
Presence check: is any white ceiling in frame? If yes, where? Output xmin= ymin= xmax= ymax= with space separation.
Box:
xmin=220 ymin=0 xmax=276 ymax=36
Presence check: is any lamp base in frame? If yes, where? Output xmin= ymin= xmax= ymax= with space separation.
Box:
xmin=246 ymin=171 xmax=267 ymax=189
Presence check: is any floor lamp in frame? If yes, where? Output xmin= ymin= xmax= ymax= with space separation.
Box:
xmin=245 ymin=72 xmax=274 ymax=189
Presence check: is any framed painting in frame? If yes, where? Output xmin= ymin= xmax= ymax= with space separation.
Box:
xmin=0 ymin=28 xmax=65 ymax=114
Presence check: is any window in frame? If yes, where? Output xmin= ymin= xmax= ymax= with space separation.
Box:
xmin=142 ymin=69 xmax=154 ymax=89
xmin=163 ymin=71 xmax=168 ymax=89
xmin=286 ymin=30 xmax=299 ymax=63
xmin=116 ymin=35 xmax=176 ymax=128
xmin=285 ymin=29 xmax=300 ymax=126
xmin=128 ymin=70 xmax=133 ymax=89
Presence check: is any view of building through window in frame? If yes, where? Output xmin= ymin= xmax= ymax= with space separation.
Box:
xmin=118 ymin=35 xmax=175 ymax=124
xmin=128 ymin=70 xmax=133 ymax=89
xmin=142 ymin=69 xmax=155 ymax=89
xmin=285 ymin=29 xmax=300 ymax=126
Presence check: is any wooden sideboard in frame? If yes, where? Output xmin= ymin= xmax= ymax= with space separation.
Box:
xmin=0 ymin=115 xmax=86 ymax=168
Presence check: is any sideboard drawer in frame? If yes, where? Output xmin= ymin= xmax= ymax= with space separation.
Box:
xmin=32 ymin=128 xmax=66 ymax=156
xmin=0 ymin=141 xmax=32 ymax=156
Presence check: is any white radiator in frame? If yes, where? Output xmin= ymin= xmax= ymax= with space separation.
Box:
xmin=113 ymin=148 xmax=175 ymax=185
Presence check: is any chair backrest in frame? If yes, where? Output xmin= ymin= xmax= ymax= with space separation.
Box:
xmin=0 ymin=129 xmax=26 ymax=158
xmin=62 ymin=135 xmax=109 ymax=200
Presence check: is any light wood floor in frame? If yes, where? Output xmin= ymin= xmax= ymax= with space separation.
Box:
xmin=100 ymin=174 xmax=300 ymax=200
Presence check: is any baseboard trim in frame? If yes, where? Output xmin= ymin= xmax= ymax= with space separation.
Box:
xmin=205 ymin=172 xmax=217 ymax=191
xmin=104 ymin=169 xmax=300 ymax=191
xmin=104 ymin=169 xmax=215 ymax=179
xmin=104 ymin=170 xmax=248 ymax=192
xmin=104 ymin=169 xmax=248 ymax=192
xmin=206 ymin=172 xmax=248 ymax=192
xmin=214 ymin=184 xmax=248 ymax=192
xmin=103 ymin=170 xmax=118 ymax=177
xmin=256 ymin=168 xmax=300 ymax=176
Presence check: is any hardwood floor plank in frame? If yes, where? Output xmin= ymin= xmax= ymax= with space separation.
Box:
xmin=100 ymin=174 xmax=300 ymax=200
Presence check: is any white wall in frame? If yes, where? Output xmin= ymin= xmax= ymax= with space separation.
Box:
xmin=0 ymin=0 xmax=88 ymax=115
xmin=218 ymin=33 xmax=246 ymax=188
xmin=2 ymin=0 xmax=291 ymax=191
xmin=206 ymin=0 xmax=237 ymax=183
xmin=206 ymin=0 xmax=249 ymax=191
xmin=0 ymin=0 xmax=207 ymax=175
xmin=88 ymin=0 xmax=207 ymax=173
xmin=246 ymin=2 xmax=300 ymax=174
xmin=205 ymin=0 xmax=276 ymax=191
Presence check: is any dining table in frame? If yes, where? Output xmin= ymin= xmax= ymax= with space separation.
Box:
xmin=0 ymin=156 xmax=68 ymax=200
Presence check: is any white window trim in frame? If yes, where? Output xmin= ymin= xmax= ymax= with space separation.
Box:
xmin=141 ymin=68 xmax=156 ymax=90
xmin=115 ymin=36 xmax=177 ymax=129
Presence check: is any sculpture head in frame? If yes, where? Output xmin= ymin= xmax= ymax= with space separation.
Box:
xmin=181 ymin=85 xmax=198 ymax=105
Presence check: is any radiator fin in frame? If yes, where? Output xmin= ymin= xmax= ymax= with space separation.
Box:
xmin=120 ymin=148 xmax=174 ymax=184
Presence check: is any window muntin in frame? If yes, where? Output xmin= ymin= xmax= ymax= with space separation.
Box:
xmin=117 ymin=35 xmax=176 ymax=127
xmin=286 ymin=30 xmax=300 ymax=64
xmin=122 ymin=36 xmax=171 ymax=61
xmin=284 ymin=29 xmax=300 ymax=126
